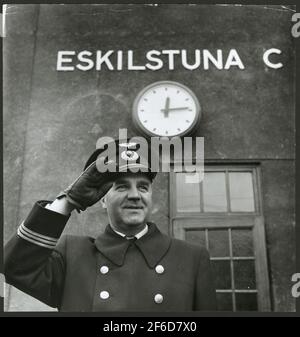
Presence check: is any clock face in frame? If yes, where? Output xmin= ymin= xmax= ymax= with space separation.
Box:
xmin=133 ymin=81 xmax=201 ymax=137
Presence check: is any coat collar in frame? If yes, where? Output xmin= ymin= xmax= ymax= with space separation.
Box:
xmin=94 ymin=222 xmax=171 ymax=268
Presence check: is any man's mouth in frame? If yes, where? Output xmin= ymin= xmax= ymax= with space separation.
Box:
xmin=123 ymin=205 xmax=143 ymax=209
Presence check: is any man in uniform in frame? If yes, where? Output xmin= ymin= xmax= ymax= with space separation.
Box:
xmin=4 ymin=140 xmax=216 ymax=312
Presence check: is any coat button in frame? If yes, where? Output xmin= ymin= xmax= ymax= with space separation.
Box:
xmin=154 ymin=294 xmax=163 ymax=304
xmin=100 ymin=291 xmax=110 ymax=300
xmin=155 ymin=265 xmax=165 ymax=274
xmin=100 ymin=266 xmax=109 ymax=274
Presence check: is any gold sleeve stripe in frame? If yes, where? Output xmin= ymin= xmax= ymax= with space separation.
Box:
xmin=17 ymin=222 xmax=58 ymax=248
xmin=17 ymin=228 xmax=57 ymax=249
xmin=19 ymin=221 xmax=58 ymax=243
xmin=18 ymin=226 xmax=57 ymax=246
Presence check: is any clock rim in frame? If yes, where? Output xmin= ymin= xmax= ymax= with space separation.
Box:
xmin=132 ymin=80 xmax=201 ymax=138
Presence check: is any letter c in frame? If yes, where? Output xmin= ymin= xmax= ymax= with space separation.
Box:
xmin=263 ymin=48 xmax=283 ymax=69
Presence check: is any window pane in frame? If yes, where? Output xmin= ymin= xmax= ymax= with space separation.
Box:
xmin=232 ymin=229 xmax=254 ymax=256
xmin=236 ymin=293 xmax=258 ymax=311
xmin=203 ymin=172 xmax=227 ymax=212
xmin=211 ymin=260 xmax=231 ymax=289
xmin=229 ymin=172 xmax=255 ymax=212
xmin=176 ymin=173 xmax=200 ymax=212
xmin=185 ymin=230 xmax=206 ymax=247
xmin=216 ymin=293 xmax=233 ymax=311
xmin=208 ymin=229 xmax=229 ymax=257
xmin=234 ymin=260 xmax=256 ymax=289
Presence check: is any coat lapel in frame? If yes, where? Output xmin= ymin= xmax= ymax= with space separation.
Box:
xmin=94 ymin=225 xmax=130 ymax=266
xmin=94 ymin=223 xmax=171 ymax=268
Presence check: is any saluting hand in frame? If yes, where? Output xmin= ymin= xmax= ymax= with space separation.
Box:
xmin=57 ymin=161 xmax=117 ymax=212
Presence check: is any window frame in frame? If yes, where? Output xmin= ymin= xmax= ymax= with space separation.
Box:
xmin=171 ymin=165 xmax=262 ymax=217
xmin=169 ymin=164 xmax=271 ymax=311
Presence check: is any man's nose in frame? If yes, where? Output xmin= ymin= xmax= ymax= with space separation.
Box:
xmin=127 ymin=186 xmax=141 ymax=199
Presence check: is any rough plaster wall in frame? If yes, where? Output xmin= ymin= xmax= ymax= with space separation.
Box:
xmin=261 ymin=160 xmax=295 ymax=312
xmin=3 ymin=4 xmax=295 ymax=311
xmin=3 ymin=4 xmax=47 ymax=311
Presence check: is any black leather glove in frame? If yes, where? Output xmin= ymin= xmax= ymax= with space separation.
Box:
xmin=56 ymin=161 xmax=117 ymax=212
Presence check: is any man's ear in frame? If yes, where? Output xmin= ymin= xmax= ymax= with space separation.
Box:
xmin=100 ymin=196 xmax=107 ymax=209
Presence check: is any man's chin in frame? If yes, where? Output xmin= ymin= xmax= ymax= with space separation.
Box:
xmin=122 ymin=216 xmax=145 ymax=227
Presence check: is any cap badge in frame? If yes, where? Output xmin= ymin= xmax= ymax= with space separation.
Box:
xmin=121 ymin=150 xmax=139 ymax=161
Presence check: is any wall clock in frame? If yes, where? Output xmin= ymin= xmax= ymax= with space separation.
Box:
xmin=132 ymin=81 xmax=201 ymax=137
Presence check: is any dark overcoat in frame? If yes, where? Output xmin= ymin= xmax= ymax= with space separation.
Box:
xmin=4 ymin=201 xmax=216 ymax=312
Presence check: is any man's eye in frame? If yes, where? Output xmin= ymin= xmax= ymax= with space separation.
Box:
xmin=139 ymin=186 xmax=149 ymax=192
xmin=116 ymin=185 xmax=127 ymax=191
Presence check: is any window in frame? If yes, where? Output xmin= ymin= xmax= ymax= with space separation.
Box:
xmin=175 ymin=170 xmax=256 ymax=214
xmin=170 ymin=165 xmax=270 ymax=311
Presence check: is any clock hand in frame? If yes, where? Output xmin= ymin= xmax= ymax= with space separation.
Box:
xmin=162 ymin=97 xmax=170 ymax=118
xmin=161 ymin=107 xmax=189 ymax=112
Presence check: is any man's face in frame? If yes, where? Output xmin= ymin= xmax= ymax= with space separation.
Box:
xmin=102 ymin=173 xmax=153 ymax=234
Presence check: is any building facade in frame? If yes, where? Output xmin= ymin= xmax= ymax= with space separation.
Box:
xmin=3 ymin=4 xmax=295 ymax=311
